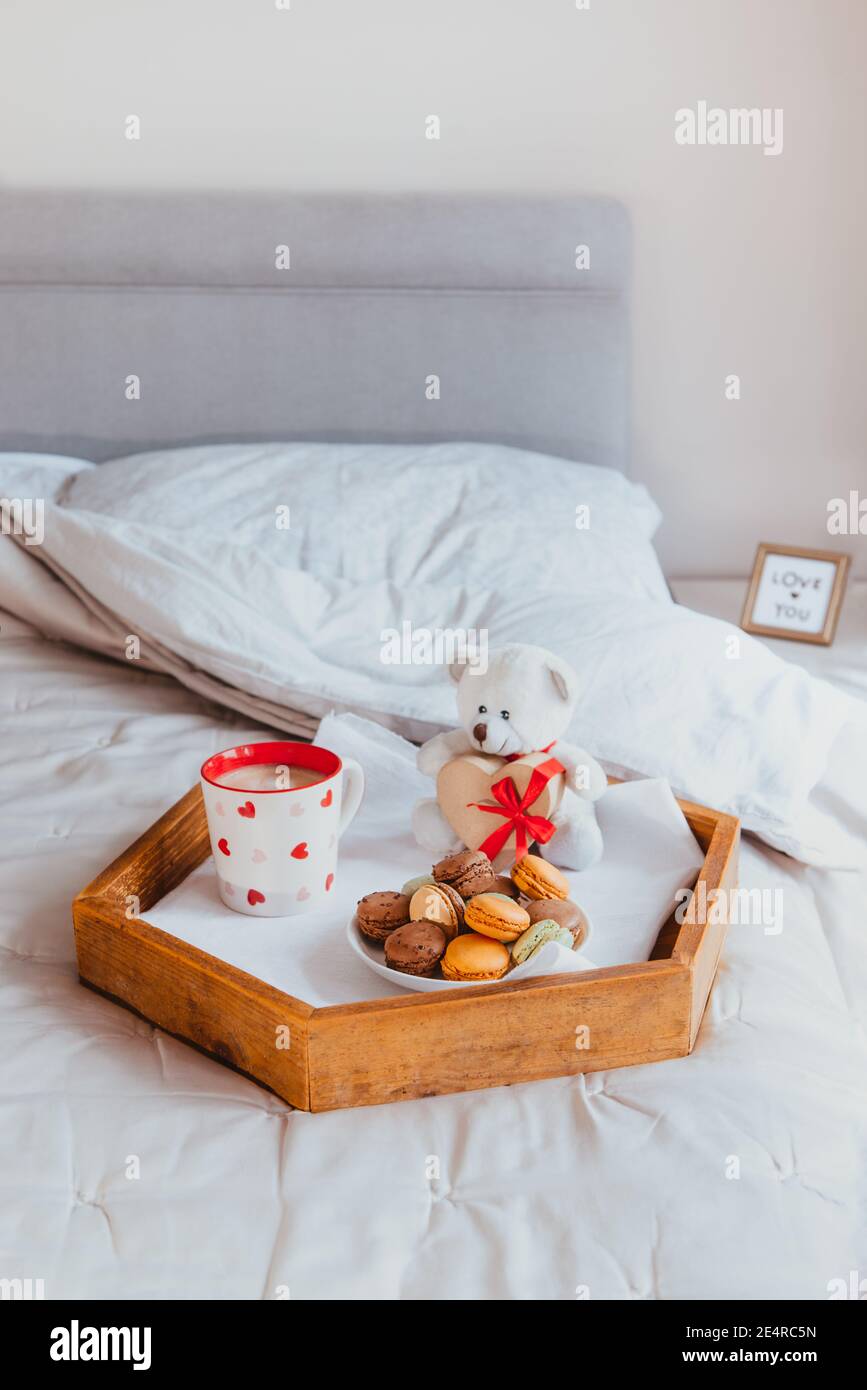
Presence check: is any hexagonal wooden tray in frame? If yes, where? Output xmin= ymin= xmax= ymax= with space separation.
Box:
xmin=73 ymin=783 xmax=739 ymax=1112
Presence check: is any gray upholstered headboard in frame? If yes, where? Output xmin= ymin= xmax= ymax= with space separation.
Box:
xmin=0 ymin=192 xmax=630 ymax=469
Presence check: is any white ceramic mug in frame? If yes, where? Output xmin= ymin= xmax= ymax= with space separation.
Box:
xmin=200 ymin=740 xmax=364 ymax=917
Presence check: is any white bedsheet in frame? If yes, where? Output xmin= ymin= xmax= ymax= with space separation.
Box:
xmin=2 ymin=624 xmax=866 ymax=1300
xmin=673 ymin=578 xmax=867 ymax=709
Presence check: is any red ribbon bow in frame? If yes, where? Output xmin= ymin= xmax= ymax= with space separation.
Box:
xmin=469 ymin=756 xmax=564 ymax=862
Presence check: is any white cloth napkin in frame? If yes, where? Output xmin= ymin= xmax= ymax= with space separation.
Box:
xmin=143 ymin=713 xmax=706 ymax=1004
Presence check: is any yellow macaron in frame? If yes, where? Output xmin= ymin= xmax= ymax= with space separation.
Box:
xmin=510 ymin=853 xmax=570 ymax=901
xmin=441 ymin=932 xmax=511 ymax=982
xmin=463 ymin=892 xmax=530 ymax=943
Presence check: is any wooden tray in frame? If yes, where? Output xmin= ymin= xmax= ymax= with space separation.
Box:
xmin=73 ymin=784 xmax=739 ymax=1112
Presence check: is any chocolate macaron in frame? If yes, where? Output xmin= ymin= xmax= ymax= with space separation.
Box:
xmin=385 ymin=922 xmax=447 ymax=977
xmin=526 ymin=897 xmax=589 ymax=947
xmin=356 ymin=890 xmax=411 ymax=943
xmin=488 ymin=874 xmax=521 ymax=900
xmin=433 ymin=849 xmax=497 ymax=899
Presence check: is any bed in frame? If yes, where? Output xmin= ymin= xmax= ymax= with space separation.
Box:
xmin=1 ymin=193 xmax=866 ymax=1301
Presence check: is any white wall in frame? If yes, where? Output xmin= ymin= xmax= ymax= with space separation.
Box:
xmin=2 ymin=0 xmax=865 ymax=576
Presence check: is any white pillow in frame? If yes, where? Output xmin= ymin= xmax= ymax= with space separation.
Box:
xmin=63 ymin=441 xmax=671 ymax=603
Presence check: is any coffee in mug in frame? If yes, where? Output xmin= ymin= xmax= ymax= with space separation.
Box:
xmin=213 ymin=763 xmax=322 ymax=791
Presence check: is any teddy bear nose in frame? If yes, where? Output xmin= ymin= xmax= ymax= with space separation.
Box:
xmin=473 ymin=722 xmax=487 ymax=744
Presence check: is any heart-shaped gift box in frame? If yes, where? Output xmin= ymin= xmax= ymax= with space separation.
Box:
xmin=436 ymin=751 xmax=565 ymax=871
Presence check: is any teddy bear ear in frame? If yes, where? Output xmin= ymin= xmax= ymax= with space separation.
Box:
xmin=547 ymin=657 xmax=577 ymax=703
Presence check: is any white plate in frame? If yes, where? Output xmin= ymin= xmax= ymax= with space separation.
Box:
xmin=346 ymin=910 xmax=594 ymax=994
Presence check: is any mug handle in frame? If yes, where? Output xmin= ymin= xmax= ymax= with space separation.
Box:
xmin=338 ymin=757 xmax=365 ymax=836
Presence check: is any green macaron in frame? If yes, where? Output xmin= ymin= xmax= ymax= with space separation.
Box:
xmin=401 ymin=873 xmax=437 ymax=896
xmin=511 ymin=918 xmax=575 ymax=966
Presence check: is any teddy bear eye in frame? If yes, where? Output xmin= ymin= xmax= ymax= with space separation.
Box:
xmin=478 ymin=705 xmax=487 ymax=714
xmin=500 ymin=710 xmax=510 ymax=720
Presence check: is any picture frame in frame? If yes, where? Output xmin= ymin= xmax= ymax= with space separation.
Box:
xmin=740 ymin=543 xmax=850 ymax=646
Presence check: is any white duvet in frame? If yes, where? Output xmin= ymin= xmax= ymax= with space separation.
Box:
xmin=3 ymin=444 xmax=866 ymax=867
xmin=1 ymin=442 xmax=866 ymax=1300
xmin=1 ymin=624 xmax=866 ymax=1299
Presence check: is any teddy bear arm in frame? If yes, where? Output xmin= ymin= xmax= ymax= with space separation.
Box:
xmin=555 ymin=742 xmax=608 ymax=800
xmin=412 ymin=798 xmax=464 ymax=855
xmin=546 ymin=795 xmax=604 ymax=871
xmin=416 ymin=728 xmax=474 ymax=779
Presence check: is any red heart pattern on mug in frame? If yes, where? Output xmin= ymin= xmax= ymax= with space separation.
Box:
xmin=251 ymin=848 xmax=267 ymax=863
xmin=247 ymin=889 xmax=265 ymax=906
xmin=321 ymin=789 xmax=333 ymax=807
xmin=217 ymin=838 xmax=230 ymax=857
xmin=290 ymin=842 xmax=309 ymax=860
xmin=325 ymin=873 xmax=334 ymax=891
xmin=237 ymin=801 xmax=256 ymax=819
xmin=296 ymin=885 xmax=310 ymax=902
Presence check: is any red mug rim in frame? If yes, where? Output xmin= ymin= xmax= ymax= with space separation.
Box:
xmin=200 ymin=741 xmax=342 ymax=794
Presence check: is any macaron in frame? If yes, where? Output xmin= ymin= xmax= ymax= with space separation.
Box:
xmin=385 ymin=922 xmax=447 ymax=977
xmin=526 ymin=897 xmax=589 ymax=948
xmin=511 ymin=918 xmax=575 ymax=966
xmin=487 ymin=874 xmax=521 ymax=900
xmin=510 ymin=853 xmax=570 ymax=902
xmin=409 ymin=882 xmax=464 ymax=941
xmin=464 ymin=892 xmax=530 ymax=944
xmin=433 ymin=849 xmax=497 ymax=899
xmin=441 ymin=932 xmax=511 ymax=982
xmin=402 ymin=873 xmax=437 ymax=896
xmin=356 ymin=890 xmax=411 ymax=943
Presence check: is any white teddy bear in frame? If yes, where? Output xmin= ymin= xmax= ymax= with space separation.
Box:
xmin=412 ymin=643 xmax=607 ymax=871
